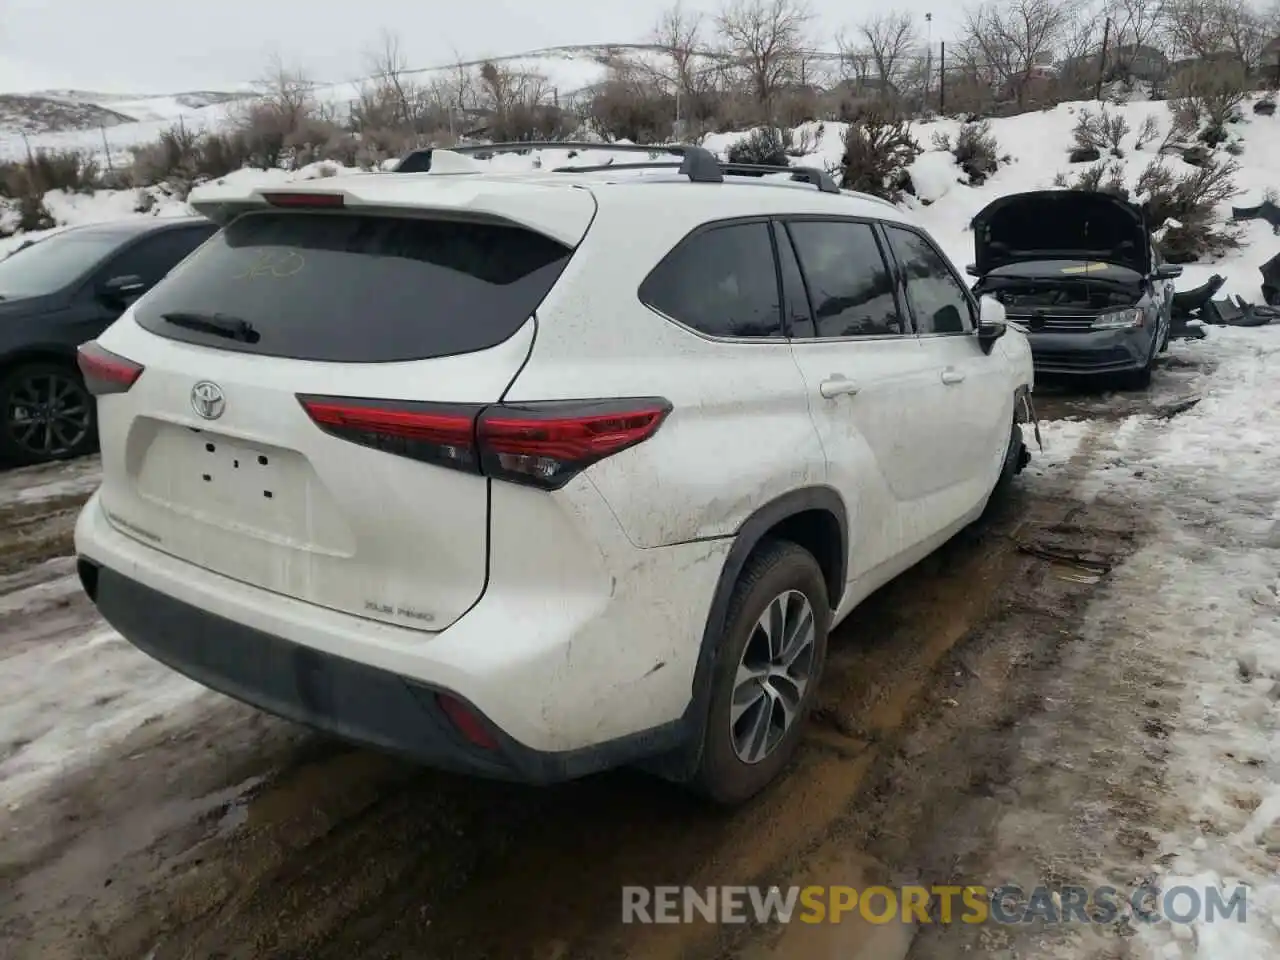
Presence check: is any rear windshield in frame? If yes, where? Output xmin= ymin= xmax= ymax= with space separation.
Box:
xmin=134 ymin=211 xmax=573 ymax=362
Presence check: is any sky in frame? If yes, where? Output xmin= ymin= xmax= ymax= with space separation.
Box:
xmin=0 ymin=0 xmax=963 ymax=94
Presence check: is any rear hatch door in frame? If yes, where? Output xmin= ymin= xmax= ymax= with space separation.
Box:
xmin=91 ymin=191 xmax=592 ymax=632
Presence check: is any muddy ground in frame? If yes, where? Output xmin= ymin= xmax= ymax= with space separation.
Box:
xmin=0 ymin=360 xmax=1208 ymax=960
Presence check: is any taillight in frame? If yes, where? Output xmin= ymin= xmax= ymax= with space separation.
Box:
xmin=298 ymin=397 xmax=478 ymax=472
xmin=297 ymin=395 xmax=671 ymax=491
xmin=76 ymin=342 xmax=144 ymax=395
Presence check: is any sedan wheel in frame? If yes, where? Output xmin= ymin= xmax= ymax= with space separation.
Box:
xmin=0 ymin=363 xmax=97 ymax=466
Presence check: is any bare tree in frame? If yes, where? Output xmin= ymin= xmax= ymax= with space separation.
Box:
xmin=1104 ymin=0 xmax=1167 ymax=78
xmin=1162 ymin=0 xmax=1232 ymax=57
xmin=961 ymin=0 xmax=1078 ymax=106
xmin=365 ymin=29 xmax=419 ymax=130
xmin=834 ymin=32 xmax=874 ymax=84
xmin=1217 ymin=0 xmax=1270 ymax=73
xmin=1165 ymin=0 xmax=1270 ymax=71
xmin=429 ymin=48 xmax=479 ymax=123
xmin=653 ymin=3 xmax=710 ymax=101
xmin=858 ymin=13 xmax=919 ymax=88
xmin=254 ymin=53 xmax=315 ymax=130
xmin=716 ymin=0 xmax=813 ymax=106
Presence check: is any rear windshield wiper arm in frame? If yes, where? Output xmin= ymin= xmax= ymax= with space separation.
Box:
xmin=160 ymin=311 xmax=260 ymax=343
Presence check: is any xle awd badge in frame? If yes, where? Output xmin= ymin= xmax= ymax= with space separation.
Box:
xmin=191 ymin=381 xmax=226 ymax=420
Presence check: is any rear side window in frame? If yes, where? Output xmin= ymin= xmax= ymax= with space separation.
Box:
xmin=134 ymin=212 xmax=572 ymax=362
xmin=639 ymin=221 xmax=784 ymax=338
xmin=786 ymin=220 xmax=904 ymax=338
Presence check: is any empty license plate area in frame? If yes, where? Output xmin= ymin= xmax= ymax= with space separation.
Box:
xmin=132 ymin=423 xmax=335 ymax=547
xmin=195 ymin=431 xmax=285 ymax=506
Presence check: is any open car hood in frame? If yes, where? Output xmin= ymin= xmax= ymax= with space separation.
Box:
xmin=971 ymin=190 xmax=1150 ymax=276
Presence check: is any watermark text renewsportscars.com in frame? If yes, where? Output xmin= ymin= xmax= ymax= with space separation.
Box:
xmin=621 ymin=884 xmax=1248 ymax=926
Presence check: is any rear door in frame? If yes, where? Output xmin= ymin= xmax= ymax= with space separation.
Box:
xmin=780 ymin=217 xmax=946 ymax=585
xmin=881 ymin=223 xmax=1012 ymax=500
xmin=91 ymin=206 xmax=584 ymax=632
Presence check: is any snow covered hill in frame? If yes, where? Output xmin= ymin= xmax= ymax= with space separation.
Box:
xmin=0 ymin=44 xmax=666 ymax=151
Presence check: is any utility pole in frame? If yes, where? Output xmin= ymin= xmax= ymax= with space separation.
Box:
xmin=923 ymin=13 xmax=933 ymax=111
xmin=1095 ymin=18 xmax=1112 ymax=101
xmin=939 ymin=42 xmax=946 ymax=113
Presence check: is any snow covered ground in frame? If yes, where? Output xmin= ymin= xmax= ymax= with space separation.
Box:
xmin=0 ymin=91 xmax=1279 ymax=959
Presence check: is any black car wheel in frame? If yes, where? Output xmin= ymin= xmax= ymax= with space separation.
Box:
xmin=0 ymin=362 xmax=98 ymax=466
xmin=1122 ymin=347 xmax=1156 ymax=390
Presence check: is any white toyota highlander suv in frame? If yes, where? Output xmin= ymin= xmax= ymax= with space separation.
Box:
xmin=73 ymin=143 xmax=1034 ymax=804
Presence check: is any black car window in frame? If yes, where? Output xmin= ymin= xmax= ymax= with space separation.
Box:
xmin=102 ymin=225 xmax=217 ymax=289
xmin=785 ymin=219 xmax=904 ymax=338
xmin=639 ymin=221 xmax=784 ymax=338
xmin=773 ymin=223 xmax=815 ymax=338
xmin=0 ymin=231 xmax=121 ymax=298
xmin=883 ymin=226 xmax=974 ymax=335
xmin=134 ymin=212 xmax=573 ymax=363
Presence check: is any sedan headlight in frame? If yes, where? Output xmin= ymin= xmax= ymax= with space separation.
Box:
xmin=1092 ymin=308 xmax=1144 ymax=329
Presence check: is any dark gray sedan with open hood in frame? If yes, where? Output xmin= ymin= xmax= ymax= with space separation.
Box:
xmin=967 ymin=190 xmax=1182 ymax=388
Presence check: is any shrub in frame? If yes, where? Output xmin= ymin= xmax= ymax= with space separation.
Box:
xmin=1135 ymin=156 xmax=1239 ymax=262
xmin=726 ymin=127 xmax=792 ymax=167
xmin=1052 ymin=160 xmax=1127 ymax=197
xmin=0 ymin=150 xmax=100 ymax=234
xmin=588 ymin=81 xmax=675 ymax=144
xmin=1168 ymin=64 xmax=1249 ymax=147
xmin=951 ymin=120 xmax=1000 ymax=185
xmin=129 ymin=126 xmax=254 ymax=196
xmin=837 ymin=110 xmax=920 ymax=201
xmin=1133 ymin=115 xmax=1160 ymax=151
xmin=1070 ymin=107 xmax=1128 ymax=160
xmin=488 ymin=103 xmax=574 ymax=142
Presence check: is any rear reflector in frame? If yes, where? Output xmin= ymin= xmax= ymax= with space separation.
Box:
xmin=297 ymin=395 xmax=671 ymax=490
xmin=76 ymin=342 xmax=144 ymax=395
xmin=436 ymin=694 xmax=499 ymax=751
xmin=261 ymin=191 xmax=345 ymax=208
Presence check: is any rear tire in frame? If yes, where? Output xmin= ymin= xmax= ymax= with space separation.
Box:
xmin=989 ymin=420 xmax=1026 ymax=503
xmin=0 ymin=361 xmax=98 ymax=467
xmin=692 ymin=540 xmax=829 ymax=806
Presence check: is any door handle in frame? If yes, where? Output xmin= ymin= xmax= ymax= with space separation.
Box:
xmin=819 ymin=375 xmax=860 ymax=399
xmin=940 ymin=368 xmax=965 ymax=385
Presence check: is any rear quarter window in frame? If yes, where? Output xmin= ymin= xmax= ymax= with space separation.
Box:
xmin=134 ymin=212 xmax=572 ymax=362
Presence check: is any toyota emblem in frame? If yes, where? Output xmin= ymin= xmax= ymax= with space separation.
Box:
xmin=190 ymin=381 xmax=226 ymax=420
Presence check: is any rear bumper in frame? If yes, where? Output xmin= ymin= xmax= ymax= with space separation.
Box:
xmin=1020 ymin=327 xmax=1154 ymax=376
xmin=80 ymin=557 xmax=530 ymax=778
xmin=74 ymin=490 xmax=731 ymax=779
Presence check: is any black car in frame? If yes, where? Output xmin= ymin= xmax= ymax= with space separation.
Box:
xmin=967 ymin=190 xmax=1182 ymax=389
xmin=0 ymin=216 xmax=217 ymax=466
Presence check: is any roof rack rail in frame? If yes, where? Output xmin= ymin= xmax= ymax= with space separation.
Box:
xmin=548 ymin=159 xmax=841 ymax=194
xmin=394 ymin=141 xmax=843 ymax=194
xmin=720 ymin=162 xmax=841 ymax=194
xmin=396 ymin=141 xmax=727 ymax=183
xmin=452 ymin=141 xmax=730 ymax=184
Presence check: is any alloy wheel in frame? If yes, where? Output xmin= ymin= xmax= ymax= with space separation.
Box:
xmin=729 ymin=589 xmax=817 ymax=764
xmin=5 ymin=370 xmax=93 ymax=459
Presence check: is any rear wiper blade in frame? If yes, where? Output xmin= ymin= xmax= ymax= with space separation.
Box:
xmin=160 ymin=311 xmax=260 ymax=343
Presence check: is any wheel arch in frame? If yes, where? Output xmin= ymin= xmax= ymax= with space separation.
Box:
xmin=0 ymin=345 xmax=80 ymax=377
xmin=646 ymin=486 xmax=849 ymax=782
